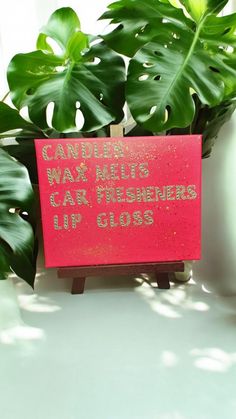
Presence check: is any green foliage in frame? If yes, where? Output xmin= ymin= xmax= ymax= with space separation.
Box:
xmin=102 ymin=0 xmax=236 ymax=140
xmin=197 ymin=100 xmax=236 ymax=158
xmin=0 ymin=102 xmax=46 ymax=184
xmin=101 ymin=0 xmax=192 ymax=57
xmin=0 ymin=102 xmax=36 ymax=133
xmin=0 ymin=102 xmax=44 ymax=147
xmin=1 ymin=4 xmax=234 ymax=159
xmin=7 ymin=7 xmax=126 ymax=133
xmin=180 ymin=0 xmax=228 ymax=22
xmin=167 ymin=97 xmax=236 ymax=157
xmin=0 ymin=149 xmax=36 ymax=286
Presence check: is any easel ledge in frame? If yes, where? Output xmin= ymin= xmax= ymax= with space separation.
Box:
xmin=58 ymin=262 xmax=185 ymax=294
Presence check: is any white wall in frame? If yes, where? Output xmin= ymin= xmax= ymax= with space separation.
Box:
xmin=194 ymin=114 xmax=236 ymax=295
xmin=193 ymin=2 xmax=236 ymax=295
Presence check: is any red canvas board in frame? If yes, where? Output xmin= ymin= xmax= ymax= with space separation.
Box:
xmin=35 ymin=136 xmax=202 ymax=268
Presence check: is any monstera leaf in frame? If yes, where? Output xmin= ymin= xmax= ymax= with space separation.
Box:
xmin=200 ymin=100 xmax=236 ymax=157
xmin=0 ymin=101 xmax=44 ymax=139
xmin=102 ymin=0 xmax=236 ymax=132
xmin=0 ymin=148 xmax=36 ymax=286
xmin=179 ymin=0 xmax=228 ymax=22
xmin=0 ymin=102 xmax=34 ymax=133
xmin=101 ymin=0 xmax=192 ymax=57
xmin=7 ymin=7 xmax=126 ymax=133
xmin=0 ymin=102 xmax=47 ymax=184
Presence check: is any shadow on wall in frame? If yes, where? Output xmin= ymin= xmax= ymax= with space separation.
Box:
xmin=194 ymin=113 xmax=236 ymax=295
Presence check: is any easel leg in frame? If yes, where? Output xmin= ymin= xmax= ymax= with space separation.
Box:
xmin=71 ymin=277 xmax=86 ymax=294
xmin=156 ymin=272 xmax=170 ymax=290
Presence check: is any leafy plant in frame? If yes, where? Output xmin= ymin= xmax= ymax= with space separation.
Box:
xmin=0 ymin=3 xmax=235 ymax=159
xmin=7 ymin=7 xmax=126 ymax=134
xmin=0 ymin=7 xmax=126 ymax=184
xmin=101 ymin=0 xmax=236 ymax=153
xmin=0 ymin=148 xmax=36 ymax=286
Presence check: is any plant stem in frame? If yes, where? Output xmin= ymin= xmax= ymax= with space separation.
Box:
xmin=1 ymin=91 xmax=10 ymax=102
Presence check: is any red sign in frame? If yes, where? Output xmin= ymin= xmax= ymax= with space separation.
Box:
xmin=35 ymin=136 xmax=201 ymax=268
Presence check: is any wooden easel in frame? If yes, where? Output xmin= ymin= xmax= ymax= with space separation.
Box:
xmin=58 ymin=262 xmax=184 ymax=294
xmin=57 ymin=125 xmax=184 ymax=294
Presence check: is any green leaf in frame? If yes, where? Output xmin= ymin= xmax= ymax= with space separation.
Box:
xmin=67 ymin=32 xmax=89 ymax=61
xmin=0 ymin=214 xmax=36 ymax=287
xmin=0 ymin=242 xmax=11 ymax=280
xmin=168 ymin=97 xmax=236 ymax=157
xmin=0 ymin=148 xmax=36 ymax=286
xmin=36 ymin=7 xmax=81 ymax=56
xmin=101 ymin=0 xmax=192 ymax=57
xmin=200 ymin=100 xmax=236 ymax=157
xmin=7 ymin=8 xmax=126 ymax=133
xmin=125 ymin=5 xmax=236 ymax=132
xmin=4 ymin=139 xmax=39 ymax=184
xmin=200 ymin=13 xmax=236 ymax=99
xmin=0 ymin=102 xmax=36 ymax=133
xmin=180 ymin=0 xmax=228 ymax=22
xmin=0 ymin=102 xmax=46 ymax=149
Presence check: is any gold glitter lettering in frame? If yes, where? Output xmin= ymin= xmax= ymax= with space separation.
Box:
xmin=103 ymin=142 xmax=112 ymax=158
xmin=53 ymin=214 xmax=69 ymax=230
xmin=139 ymin=163 xmax=150 ymax=179
xmin=146 ymin=186 xmax=155 ymax=202
xmin=110 ymin=213 xmax=119 ymax=227
xmin=63 ymin=215 xmax=69 ymax=230
xmin=47 ymin=168 xmax=61 ymax=186
xmin=176 ymin=185 xmax=187 ymax=200
xmin=63 ymin=191 xmax=75 ymax=206
xmin=66 ymin=143 xmax=80 ymax=159
xmin=126 ymin=188 xmax=136 ymax=203
xmin=130 ymin=163 xmax=138 ymax=179
xmin=97 ymin=187 xmax=116 ymax=204
xmin=94 ymin=143 xmax=101 ymax=158
xmin=120 ymin=212 xmax=131 ymax=227
xmin=155 ymin=187 xmax=167 ymax=201
xmin=110 ymin=164 xmax=119 ymax=180
xmin=54 ymin=144 xmax=67 ymax=160
xmin=53 ymin=215 xmax=62 ymax=230
xmin=105 ymin=188 xmax=116 ymax=204
xmin=62 ymin=168 xmax=74 ymax=184
xmin=50 ymin=192 xmax=60 ymax=207
xmin=76 ymin=190 xmax=88 ymax=205
xmin=81 ymin=142 xmax=93 ymax=159
xmin=187 ymin=185 xmax=198 ymax=200
xmin=116 ymin=187 xmax=125 ymax=203
xmin=133 ymin=211 xmax=143 ymax=226
xmin=136 ymin=187 xmax=147 ymax=202
xmin=42 ymin=145 xmax=53 ymax=161
xmin=75 ymin=165 xmax=88 ymax=182
xmin=120 ymin=164 xmax=129 ymax=179
xmin=71 ymin=214 xmax=82 ymax=228
xmin=167 ymin=186 xmax=176 ymax=201
xmin=144 ymin=210 xmax=154 ymax=225
xmin=113 ymin=141 xmax=125 ymax=158
xmin=96 ymin=165 xmax=109 ymax=181
xmin=96 ymin=187 xmax=105 ymax=204
xmin=97 ymin=213 xmax=108 ymax=228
